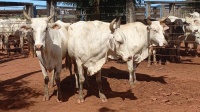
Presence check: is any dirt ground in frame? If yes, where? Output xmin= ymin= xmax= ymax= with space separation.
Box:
xmin=1 ymin=49 xmax=200 ymax=112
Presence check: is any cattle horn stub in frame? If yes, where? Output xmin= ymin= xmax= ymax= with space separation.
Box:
xmin=146 ymin=16 xmax=152 ymax=25
xmin=23 ymin=7 xmax=31 ymax=21
xmin=116 ymin=17 xmax=121 ymax=28
xmin=110 ymin=18 xmax=116 ymax=33
xmin=46 ymin=13 xmax=55 ymax=22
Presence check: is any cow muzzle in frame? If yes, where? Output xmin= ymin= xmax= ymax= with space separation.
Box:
xmin=35 ymin=44 xmax=43 ymax=51
xmin=123 ymin=56 xmax=132 ymax=62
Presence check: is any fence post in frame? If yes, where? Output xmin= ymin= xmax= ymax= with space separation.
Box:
xmin=145 ymin=2 xmax=151 ymax=18
xmin=46 ymin=0 xmax=56 ymax=22
xmin=169 ymin=3 xmax=175 ymax=16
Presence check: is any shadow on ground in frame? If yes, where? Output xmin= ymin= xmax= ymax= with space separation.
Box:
xmin=0 ymin=70 xmax=42 ymax=111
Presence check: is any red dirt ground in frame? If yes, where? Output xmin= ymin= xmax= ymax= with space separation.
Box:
xmin=1 ymin=49 xmax=200 ymax=112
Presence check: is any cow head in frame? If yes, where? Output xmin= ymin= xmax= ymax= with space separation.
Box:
xmin=109 ymin=18 xmax=132 ymax=61
xmin=192 ymin=28 xmax=200 ymax=44
xmin=21 ymin=10 xmax=57 ymax=51
xmin=147 ymin=18 xmax=168 ymax=46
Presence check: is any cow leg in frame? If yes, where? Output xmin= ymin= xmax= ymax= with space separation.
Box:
xmin=49 ymin=69 xmax=55 ymax=88
xmin=177 ymin=45 xmax=182 ymax=63
xmin=54 ymin=68 xmax=63 ymax=103
xmin=127 ymin=59 xmax=137 ymax=88
xmin=153 ymin=49 xmax=157 ymax=65
xmin=147 ymin=47 xmax=152 ymax=67
xmin=76 ymin=61 xmax=85 ymax=103
xmin=84 ymin=68 xmax=89 ymax=88
xmin=96 ymin=70 xmax=107 ymax=102
xmin=185 ymin=41 xmax=189 ymax=54
xmin=65 ymin=56 xmax=74 ymax=88
xmin=74 ymin=60 xmax=79 ymax=89
xmin=193 ymin=43 xmax=198 ymax=57
xmin=3 ymin=36 xmax=9 ymax=55
xmin=20 ymin=35 xmax=24 ymax=56
xmin=39 ymin=61 xmax=49 ymax=101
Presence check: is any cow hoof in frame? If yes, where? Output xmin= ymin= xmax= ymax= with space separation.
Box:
xmin=129 ymin=80 xmax=137 ymax=88
xmin=43 ymin=96 xmax=50 ymax=101
xmin=57 ymin=99 xmax=62 ymax=103
xmin=101 ymin=98 xmax=107 ymax=102
xmin=77 ymin=99 xmax=84 ymax=103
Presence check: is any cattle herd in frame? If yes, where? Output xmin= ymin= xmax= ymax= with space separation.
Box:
xmin=1 ymin=9 xmax=200 ymax=103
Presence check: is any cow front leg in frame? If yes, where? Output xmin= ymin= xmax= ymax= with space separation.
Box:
xmin=39 ymin=61 xmax=49 ymax=101
xmin=176 ymin=45 xmax=182 ymax=63
xmin=153 ymin=49 xmax=157 ymax=65
xmin=96 ymin=70 xmax=107 ymax=102
xmin=54 ymin=69 xmax=63 ymax=102
xmin=127 ymin=59 xmax=137 ymax=88
xmin=77 ymin=61 xmax=85 ymax=103
xmin=49 ymin=69 xmax=55 ymax=88
xmin=147 ymin=47 xmax=152 ymax=67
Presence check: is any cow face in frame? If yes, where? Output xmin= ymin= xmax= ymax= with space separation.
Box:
xmin=185 ymin=17 xmax=200 ymax=33
xmin=109 ymin=18 xmax=132 ymax=61
xmin=22 ymin=11 xmax=55 ymax=51
xmin=148 ymin=21 xmax=168 ymax=46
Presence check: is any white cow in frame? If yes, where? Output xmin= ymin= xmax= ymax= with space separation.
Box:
xmin=117 ymin=19 xmax=168 ymax=87
xmin=0 ymin=18 xmax=27 ymax=55
xmin=184 ymin=16 xmax=200 ymax=55
xmin=21 ymin=11 xmax=71 ymax=102
xmin=67 ymin=19 xmax=132 ymax=103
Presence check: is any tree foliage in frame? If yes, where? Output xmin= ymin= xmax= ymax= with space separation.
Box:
xmin=58 ymin=0 xmax=143 ymax=22
xmin=187 ymin=0 xmax=200 ymax=12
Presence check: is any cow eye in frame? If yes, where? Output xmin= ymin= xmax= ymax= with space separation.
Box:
xmin=31 ymin=28 xmax=35 ymax=32
xmin=153 ymin=29 xmax=158 ymax=33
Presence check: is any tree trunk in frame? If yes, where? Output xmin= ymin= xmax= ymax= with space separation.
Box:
xmin=92 ymin=0 xmax=100 ymax=20
xmin=126 ymin=0 xmax=136 ymax=23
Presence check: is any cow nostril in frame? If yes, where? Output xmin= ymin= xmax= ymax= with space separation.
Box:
xmin=128 ymin=56 xmax=132 ymax=61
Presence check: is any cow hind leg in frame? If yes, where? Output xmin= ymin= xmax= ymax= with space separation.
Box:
xmin=54 ymin=69 xmax=63 ymax=102
xmin=77 ymin=61 xmax=85 ymax=103
xmin=96 ymin=70 xmax=107 ymax=102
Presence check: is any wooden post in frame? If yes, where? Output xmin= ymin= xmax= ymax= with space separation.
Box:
xmin=160 ymin=5 xmax=165 ymax=18
xmin=46 ymin=0 xmax=56 ymax=22
xmin=169 ymin=3 xmax=175 ymax=16
xmin=177 ymin=6 xmax=181 ymax=18
xmin=146 ymin=2 xmax=151 ymax=18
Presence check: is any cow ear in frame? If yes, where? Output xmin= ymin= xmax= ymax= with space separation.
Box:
xmin=163 ymin=25 xmax=169 ymax=30
xmin=161 ymin=23 xmax=169 ymax=30
xmin=194 ymin=20 xmax=200 ymax=25
xmin=49 ymin=23 xmax=61 ymax=30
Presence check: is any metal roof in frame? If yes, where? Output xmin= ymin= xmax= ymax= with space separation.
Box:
xmin=33 ymin=0 xmax=78 ymax=2
xmin=144 ymin=1 xmax=200 ymax=4
xmin=0 ymin=1 xmax=33 ymax=6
